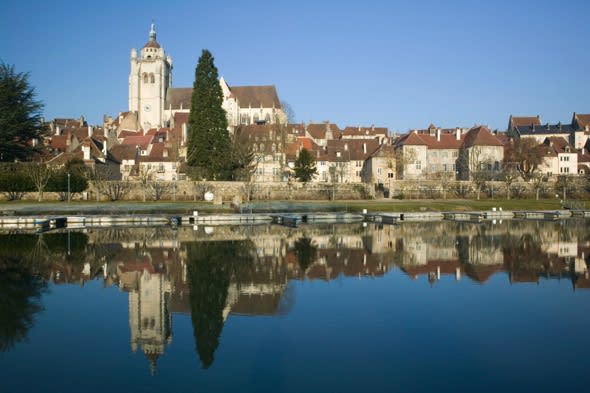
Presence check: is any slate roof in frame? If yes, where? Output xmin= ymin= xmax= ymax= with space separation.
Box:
xmin=164 ymin=88 xmax=192 ymax=110
xmin=515 ymin=123 xmax=575 ymax=136
xmin=573 ymin=113 xmax=590 ymax=130
xmin=230 ymin=85 xmax=281 ymax=109
xmin=165 ymin=84 xmax=282 ymax=110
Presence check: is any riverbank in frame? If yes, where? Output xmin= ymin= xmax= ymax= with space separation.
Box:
xmin=0 ymin=198 xmax=586 ymax=216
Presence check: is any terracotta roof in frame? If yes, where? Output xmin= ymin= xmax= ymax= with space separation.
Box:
xmin=47 ymin=151 xmax=84 ymax=166
xmin=314 ymin=139 xmax=380 ymax=162
xmin=342 ymin=126 xmax=388 ymax=137
xmin=395 ymin=132 xmax=429 ymax=146
xmin=463 ymin=125 xmax=504 ymax=147
xmin=541 ymin=137 xmax=574 ymax=157
xmin=121 ymin=135 xmax=153 ymax=150
xmin=49 ymin=135 xmax=72 ymax=152
xmin=118 ymin=129 xmax=142 ymax=139
xmin=306 ymin=123 xmax=342 ymax=140
xmin=415 ymin=132 xmax=464 ymax=149
xmin=509 ymin=115 xmax=541 ymax=131
xmin=139 ymin=142 xmax=176 ymax=162
xmin=109 ymin=144 xmax=138 ymax=162
xmin=230 ymin=85 xmax=281 ymax=109
xmin=574 ymin=113 xmax=590 ymax=129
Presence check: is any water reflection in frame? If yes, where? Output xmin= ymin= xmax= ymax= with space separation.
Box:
xmin=1 ymin=219 xmax=589 ymax=373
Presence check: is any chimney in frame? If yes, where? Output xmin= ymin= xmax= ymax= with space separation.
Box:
xmin=436 ymin=128 xmax=441 ymax=142
xmin=82 ymin=144 xmax=90 ymax=161
xmin=363 ymin=143 xmax=367 ymax=154
xmin=456 ymin=128 xmax=461 ymax=141
xmin=88 ymin=125 xmax=93 ymax=138
xmin=56 ymin=125 xmax=61 ymax=136
xmin=344 ymin=143 xmax=348 ymax=151
xmin=163 ymin=149 xmax=168 ymax=158
xmin=586 ymin=125 xmax=590 ymax=132
xmin=182 ymin=123 xmax=188 ymax=145
xmin=102 ymin=139 xmax=107 ymax=157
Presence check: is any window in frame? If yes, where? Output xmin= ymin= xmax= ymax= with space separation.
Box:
xmin=377 ymin=168 xmax=382 ymax=175
xmin=150 ymin=73 xmax=155 ymax=83
xmin=416 ymin=161 xmax=421 ymax=170
xmin=265 ymin=114 xmax=271 ymax=123
xmin=452 ymin=151 xmax=458 ymax=158
xmin=143 ymin=73 xmax=148 ymax=83
xmin=388 ymin=172 xmax=394 ymax=178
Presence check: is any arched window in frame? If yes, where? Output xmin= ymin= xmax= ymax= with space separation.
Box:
xmin=241 ymin=114 xmax=249 ymax=125
xmin=260 ymin=143 xmax=264 ymax=152
xmin=150 ymin=73 xmax=155 ymax=83
xmin=253 ymin=114 xmax=259 ymax=123
xmin=272 ymin=143 xmax=276 ymax=152
xmin=265 ymin=114 xmax=271 ymax=123
xmin=143 ymin=73 xmax=148 ymax=83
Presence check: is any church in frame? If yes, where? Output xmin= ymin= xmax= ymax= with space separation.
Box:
xmin=128 ymin=23 xmax=287 ymax=131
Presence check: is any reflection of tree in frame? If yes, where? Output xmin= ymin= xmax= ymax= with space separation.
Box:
xmin=502 ymin=234 xmax=548 ymax=282
xmin=186 ymin=240 xmax=255 ymax=369
xmin=294 ymin=237 xmax=317 ymax=271
xmin=0 ymin=236 xmax=47 ymax=352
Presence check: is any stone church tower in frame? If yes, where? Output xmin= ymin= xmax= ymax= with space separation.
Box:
xmin=128 ymin=23 xmax=172 ymax=130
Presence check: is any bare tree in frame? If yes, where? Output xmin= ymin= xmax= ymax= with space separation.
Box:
xmin=88 ymin=165 xmax=130 ymax=201
xmin=148 ymin=181 xmax=170 ymax=201
xmin=504 ymin=138 xmax=545 ymax=180
xmin=280 ymin=100 xmax=296 ymax=123
xmin=432 ymin=171 xmax=454 ymax=200
xmin=530 ymin=172 xmax=545 ymax=200
xmin=26 ymin=162 xmax=53 ymax=201
xmin=137 ymin=165 xmax=153 ymax=202
xmin=501 ymin=165 xmax=519 ymax=200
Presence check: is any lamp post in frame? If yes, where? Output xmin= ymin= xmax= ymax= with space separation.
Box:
xmin=67 ymin=172 xmax=71 ymax=202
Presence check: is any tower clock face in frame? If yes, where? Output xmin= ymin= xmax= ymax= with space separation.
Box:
xmin=144 ymin=104 xmax=152 ymax=112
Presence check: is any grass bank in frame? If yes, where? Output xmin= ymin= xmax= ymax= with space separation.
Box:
xmin=1 ymin=198 xmax=586 ymax=216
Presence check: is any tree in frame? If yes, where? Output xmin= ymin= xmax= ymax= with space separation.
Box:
xmin=187 ymin=50 xmax=231 ymax=180
xmin=0 ymin=63 xmax=47 ymax=162
xmin=294 ymin=148 xmax=317 ymax=183
xmin=25 ymin=162 xmax=53 ymax=202
xmin=0 ymin=164 xmax=34 ymax=200
xmin=504 ymin=138 xmax=545 ymax=181
xmin=280 ymin=100 xmax=296 ymax=123
xmin=229 ymin=128 xmax=256 ymax=181
xmin=46 ymin=168 xmax=88 ymax=201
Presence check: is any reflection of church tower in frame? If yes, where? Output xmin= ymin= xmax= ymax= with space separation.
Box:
xmin=128 ymin=269 xmax=172 ymax=375
xmin=128 ymin=22 xmax=172 ymax=130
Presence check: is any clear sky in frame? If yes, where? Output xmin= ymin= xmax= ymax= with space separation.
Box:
xmin=1 ymin=0 xmax=588 ymax=132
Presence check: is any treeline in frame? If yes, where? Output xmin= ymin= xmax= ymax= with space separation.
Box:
xmin=0 ymin=160 xmax=88 ymax=201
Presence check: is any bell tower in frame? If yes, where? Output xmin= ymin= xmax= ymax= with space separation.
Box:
xmin=128 ymin=22 xmax=172 ymax=130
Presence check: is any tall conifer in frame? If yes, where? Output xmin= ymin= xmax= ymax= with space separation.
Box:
xmin=187 ymin=50 xmax=231 ymax=180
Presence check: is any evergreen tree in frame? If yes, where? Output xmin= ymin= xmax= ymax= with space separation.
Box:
xmin=187 ymin=50 xmax=231 ymax=180
xmin=294 ymin=148 xmax=317 ymax=183
xmin=0 ymin=63 xmax=47 ymax=162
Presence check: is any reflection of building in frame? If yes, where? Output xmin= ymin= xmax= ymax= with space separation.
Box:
xmin=119 ymin=261 xmax=172 ymax=375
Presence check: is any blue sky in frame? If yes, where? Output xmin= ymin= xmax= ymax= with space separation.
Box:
xmin=1 ymin=0 xmax=588 ymax=131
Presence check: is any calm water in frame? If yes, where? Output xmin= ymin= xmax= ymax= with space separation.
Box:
xmin=1 ymin=220 xmax=589 ymax=393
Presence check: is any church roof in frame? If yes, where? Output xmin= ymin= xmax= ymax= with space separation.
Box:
xmin=165 ymin=88 xmax=192 ymax=110
xmin=230 ymin=85 xmax=281 ymax=109
xmin=143 ymin=40 xmax=160 ymax=49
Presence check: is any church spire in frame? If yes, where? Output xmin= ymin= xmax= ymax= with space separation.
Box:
xmin=149 ymin=21 xmax=156 ymax=42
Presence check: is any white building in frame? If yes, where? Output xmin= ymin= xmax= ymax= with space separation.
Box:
xmin=128 ymin=23 xmax=286 ymax=131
